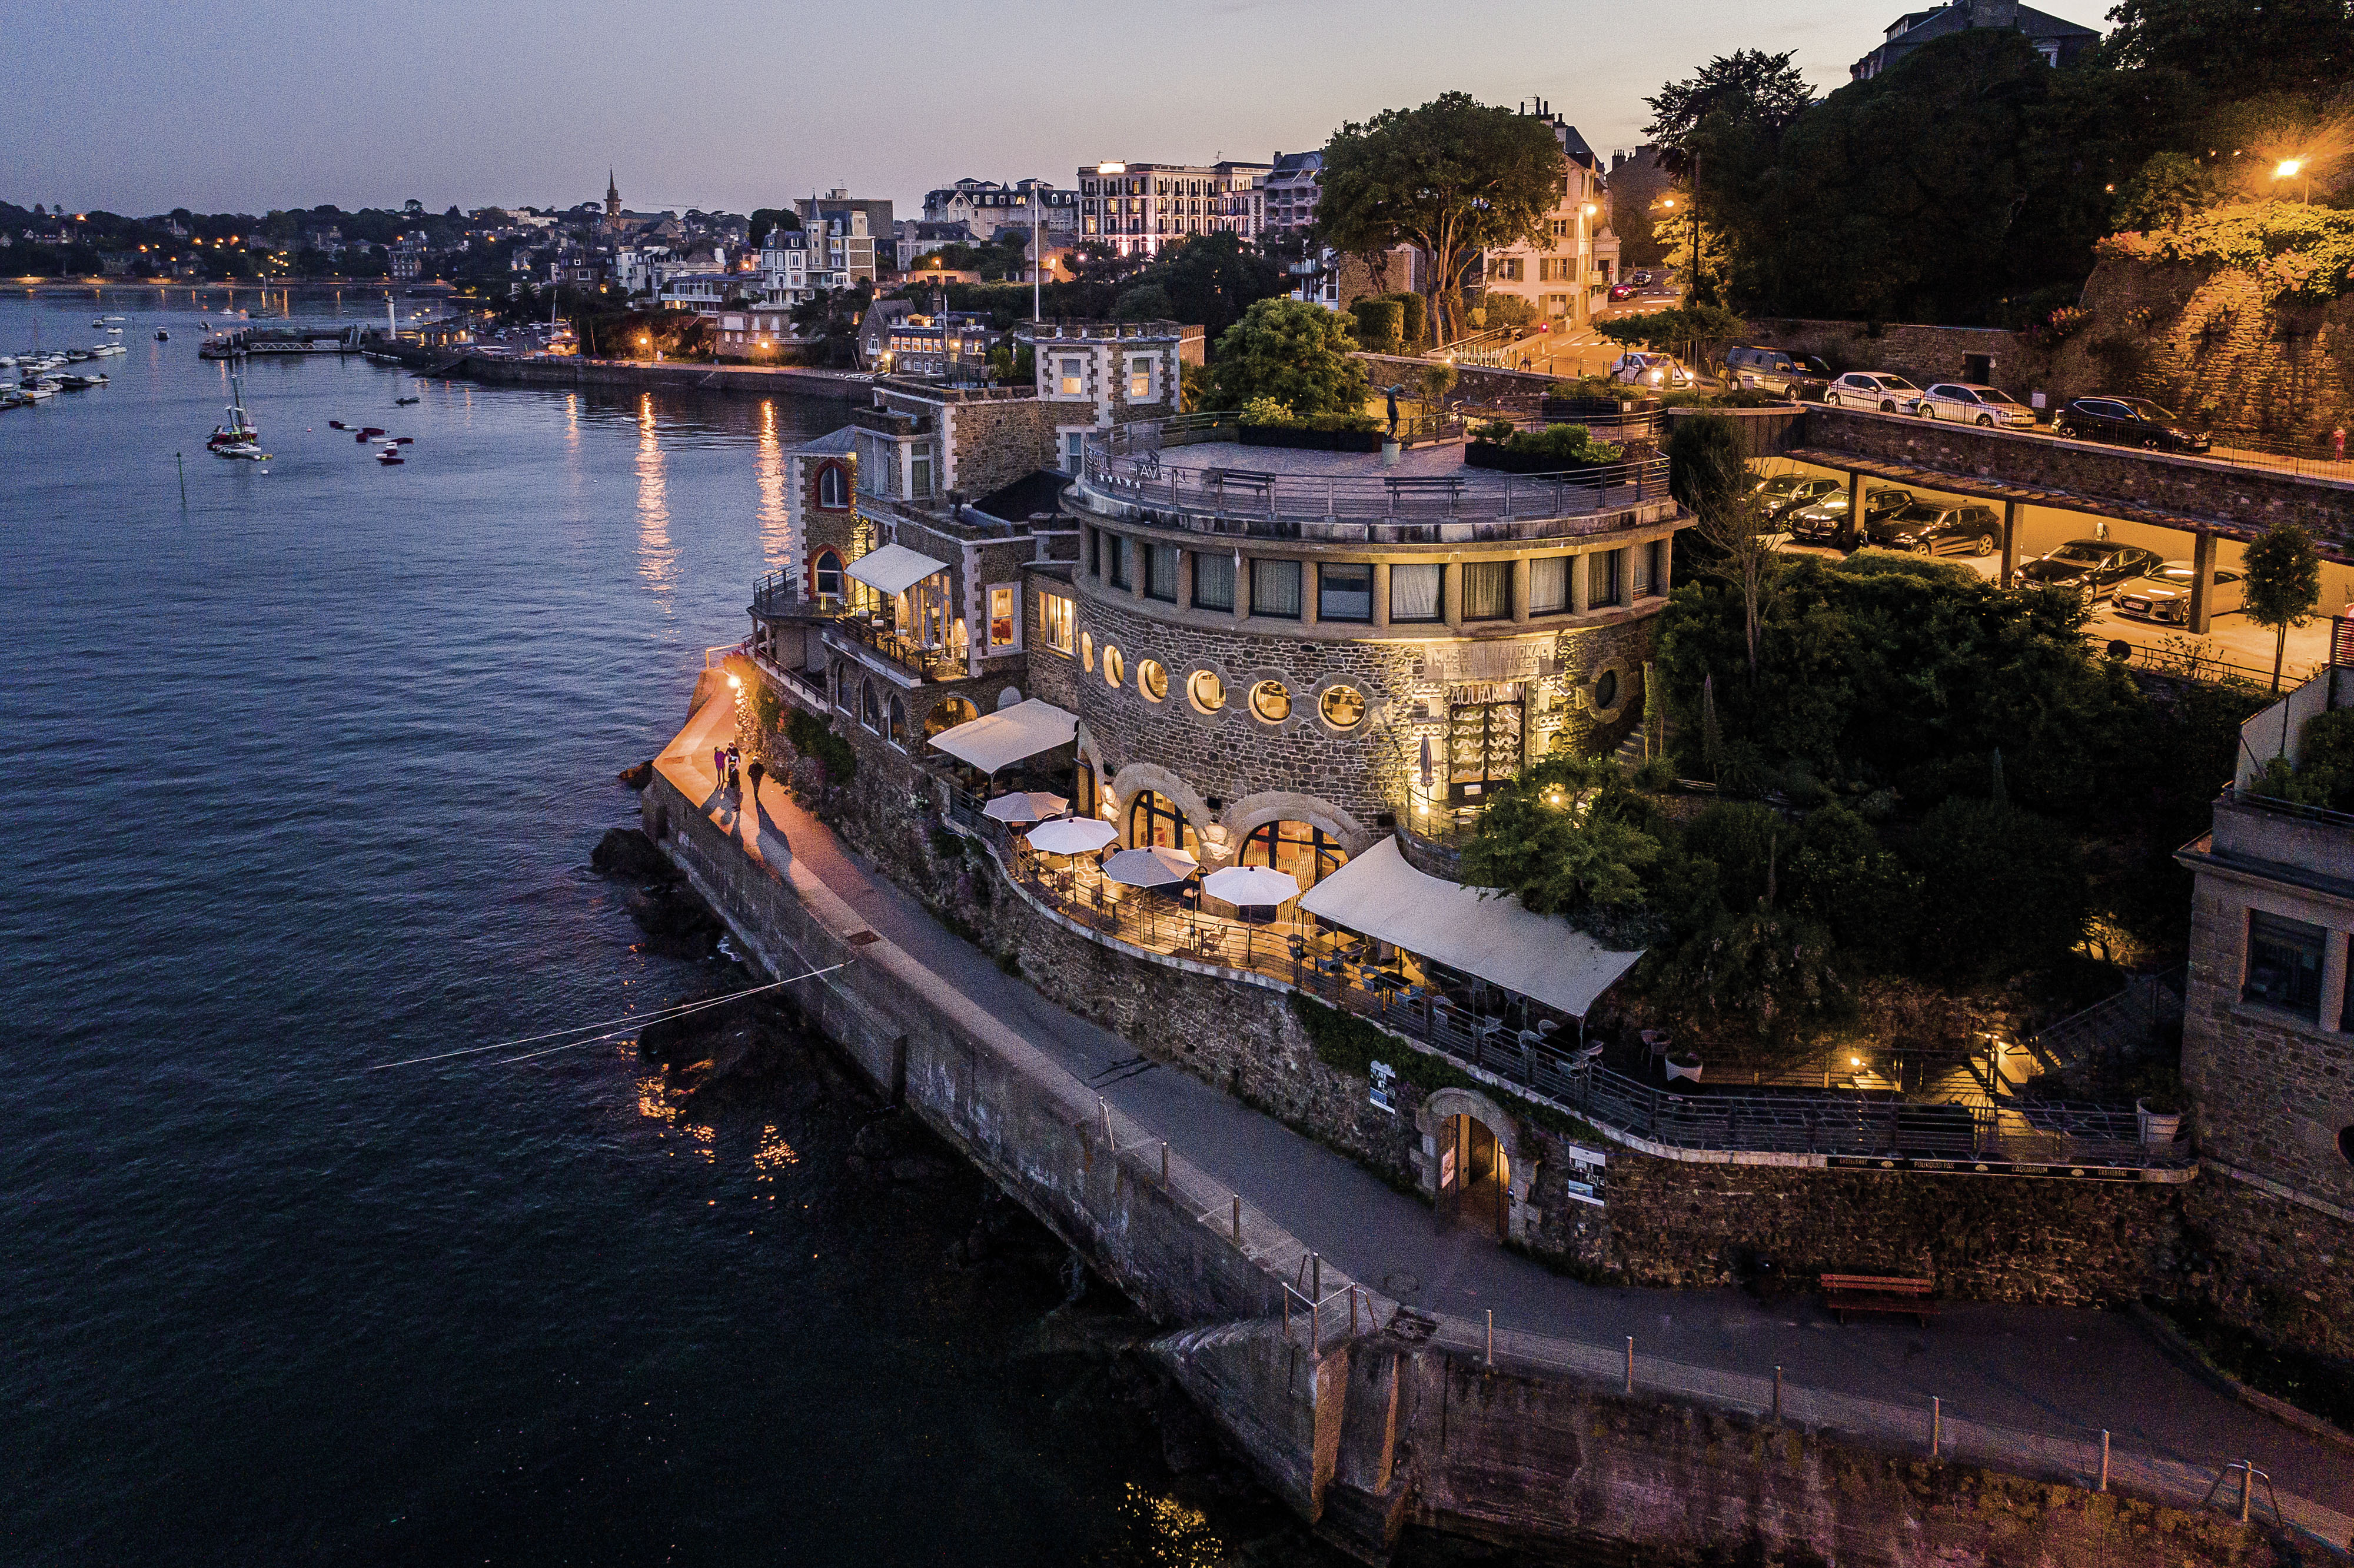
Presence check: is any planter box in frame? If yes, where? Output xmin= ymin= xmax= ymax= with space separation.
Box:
xmin=1464 ymin=441 xmax=1615 ymax=474
xmin=1541 ymin=395 xmax=1642 ymax=421
xmin=2137 ymin=1100 xmax=2183 ymax=1144
xmin=1239 ymin=424 xmax=1384 ymax=453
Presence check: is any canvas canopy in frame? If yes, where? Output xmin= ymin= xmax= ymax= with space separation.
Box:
xmin=846 ymin=543 xmax=950 ymax=598
xmin=926 ymin=698 xmax=1078 ymax=774
xmin=1298 ymin=838 xmax=1642 ymax=1018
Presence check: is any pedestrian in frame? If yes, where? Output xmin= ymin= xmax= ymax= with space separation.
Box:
xmin=725 ymin=743 xmax=740 ymax=785
xmin=2335 ymin=426 xmax=2347 ymax=464
xmin=746 ymin=757 xmax=764 ymax=797
xmin=713 ymin=745 xmax=726 ymax=783
xmin=727 ymin=757 xmax=740 ymax=794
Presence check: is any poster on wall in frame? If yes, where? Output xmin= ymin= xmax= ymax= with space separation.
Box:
xmin=1369 ymin=1060 xmax=1397 ymax=1114
xmin=1560 ymin=1140 xmax=1606 ymax=1207
xmin=1440 ymin=1146 xmax=1457 ymax=1190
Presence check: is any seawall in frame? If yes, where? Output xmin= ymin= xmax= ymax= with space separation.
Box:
xmin=389 ymin=347 xmax=868 ymax=402
xmin=638 ymin=713 xmax=2345 ymax=1565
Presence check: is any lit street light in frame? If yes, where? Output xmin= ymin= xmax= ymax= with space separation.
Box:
xmin=2273 ymin=157 xmax=2312 ymax=204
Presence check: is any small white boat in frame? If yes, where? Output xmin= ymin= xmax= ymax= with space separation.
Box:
xmin=64 ymin=349 xmax=91 ymax=362
xmin=56 ymin=373 xmax=108 ymax=389
xmin=0 ymin=391 xmax=26 ymax=410
xmin=214 ymin=441 xmax=269 ymax=461
xmin=155 ymin=329 xmax=170 ymax=342
xmin=89 ymin=342 xmax=126 ymax=358
xmin=19 ymin=382 xmax=55 ymax=402
xmin=375 ymin=441 xmax=405 ymax=465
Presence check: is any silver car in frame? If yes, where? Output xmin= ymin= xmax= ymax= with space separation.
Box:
xmin=1909 ymin=382 xmax=2035 ymax=428
xmin=1822 ymin=371 xmax=1919 ymax=412
xmin=2111 ymin=561 xmax=2247 ymax=624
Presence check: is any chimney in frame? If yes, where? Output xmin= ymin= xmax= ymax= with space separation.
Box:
xmin=1969 ymin=0 xmax=2021 ymax=26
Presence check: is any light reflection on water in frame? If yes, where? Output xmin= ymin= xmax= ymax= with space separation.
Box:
xmin=756 ymin=398 xmax=789 ymax=570
xmin=636 ymin=391 xmax=674 ymax=595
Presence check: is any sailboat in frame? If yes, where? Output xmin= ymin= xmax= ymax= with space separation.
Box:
xmin=208 ymin=359 xmax=258 ymax=450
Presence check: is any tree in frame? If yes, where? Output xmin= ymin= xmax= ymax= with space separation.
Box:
xmin=1642 ymin=49 xmax=1813 ymax=181
xmin=1111 ymin=283 xmax=1173 ymax=320
xmin=1316 ymin=93 xmax=1564 ymax=345
xmin=1145 ymin=232 xmax=1285 ymax=338
xmin=1458 ymin=755 xmax=1660 ymax=920
xmin=2242 ymin=521 xmax=2324 ymax=691
xmin=749 ymin=208 xmax=801 ymax=241
xmin=1668 ymin=415 xmax=1780 ymax=678
xmin=2101 ymin=0 xmax=2354 ymax=106
xmin=1596 ymin=303 xmax=1746 ymax=367
xmin=1904 ymin=800 xmax=2089 ymax=980
xmin=1204 ymin=298 xmax=1369 ymax=415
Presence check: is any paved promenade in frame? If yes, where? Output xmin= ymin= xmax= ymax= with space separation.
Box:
xmin=660 ymin=702 xmax=2352 ymax=1524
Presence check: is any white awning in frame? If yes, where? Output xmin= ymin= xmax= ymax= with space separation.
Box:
xmin=927 ymin=698 xmax=1079 ymax=774
xmin=846 ymin=542 xmax=950 ymax=598
xmin=1299 ymin=838 xmax=1641 ymax=1018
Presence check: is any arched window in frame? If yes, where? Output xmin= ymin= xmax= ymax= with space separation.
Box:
xmin=1241 ymin=821 xmax=1348 ymax=891
xmin=816 ymin=462 xmax=849 ymax=510
xmin=861 ymin=679 xmax=881 ymax=731
xmin=1126 ymin=790 xmax=1198 ymax=856
xmin=925 ymin=696 xmax=977 ymax=737
xmin=887 ymin=695 xmax=908 ymax=747
xmin=813 ymin=549 xmax=844 ymax=598
xmin=1074 ymin=763 xmax=1098 ymax=819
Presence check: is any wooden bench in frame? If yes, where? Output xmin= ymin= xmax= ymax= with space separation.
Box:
xmin=1383 ymin=474 xmax=1467 ymax=513
xmin=1820 ymin=1273 xmax=1940 ymax=1326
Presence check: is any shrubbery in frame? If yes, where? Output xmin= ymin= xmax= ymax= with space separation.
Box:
xmin=784 ymin=708 xmax=856 ymax=784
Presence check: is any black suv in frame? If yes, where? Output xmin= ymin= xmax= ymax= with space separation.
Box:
xmin=1786 ymin=484 xmax=1913 ymax=545
xmin=1753 ymin=475 xmax=1844 ymax=521
xmin=2016 ymin=538 xmax=2164 ymax=602
xmin=2052 ymin=397 xmax=2212 ymax=454
xmin=1861 ymin=501 xmax=2004 ymax=557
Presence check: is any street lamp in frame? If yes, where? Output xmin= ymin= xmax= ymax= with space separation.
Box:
xmin=2273 ymin=157 xmax=2310 ymax=204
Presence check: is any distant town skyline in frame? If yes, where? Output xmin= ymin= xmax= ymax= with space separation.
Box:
xmin=9 ymin=0 xmax=2110 ymax=219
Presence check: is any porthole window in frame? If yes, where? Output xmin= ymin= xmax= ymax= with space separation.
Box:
xmin=1250 ymin=680 xmax=1292 ymax=724
xmin=1103 ymin=645 xmax=1125 ymax=688
xmin=1319 ymin=685 xmax=1366 ymax=730
xmin=1594 ymin=668 xmax=1620 ymax=711
xmin=1188 ymin=669 xmax=1226 ymax=714
xmin=1080 ymin=631 xmax=1094 ymax=673
xmin=1138 ymin=659 xmax=1168 ymax=703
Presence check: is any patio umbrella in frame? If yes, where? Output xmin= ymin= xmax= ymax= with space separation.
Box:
xmin=1202 ymin=865 xmax=1299 ymax=907
xmin=983 ymin=790 xmax=1069 ymax=825
xmin=1100 ymin=845 xmax=1198 ymax=888
xmin=1025 ymin=816 xmax=1116 ymax=856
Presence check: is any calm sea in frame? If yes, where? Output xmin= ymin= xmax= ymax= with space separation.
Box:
xmin=0 ymin=289 xmax=1312 ymax=1567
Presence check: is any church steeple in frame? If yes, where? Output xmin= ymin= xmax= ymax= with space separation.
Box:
xmin=605 ymin=170 xmax=620 ymax=224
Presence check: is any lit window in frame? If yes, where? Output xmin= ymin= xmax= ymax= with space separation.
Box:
xmin=1103 ymin=645 xmax=1125 ymax=687
xmin=1128 ymin=356 xmax=1154 ymax=399
xmin=1188 ymin=669 xmax=1226 ymax=713
xmin=1059 ymin=357 xmax=1085 ymax=395
xmin=987 ymin=585 xmax=1018 ymax=648
xmin=1319 ymin=687 xmax=1366 ymax=730
xmin=1530 ymin=555 xmax=1568 ymax=614
xmin=1249 ymin=680 xmax=1292 ymax=723
xmin=1080 ymin=631 xmax=1094 ymax=673
xmin=1463 ymin=560 xmax=1511 ymax=621
xmin=1138 ymin=660 xmax=1168 ymax=702
xmin=1039 ymin=591 xmax=1074 ymax=654
xmin=1390 ymin=563 xmax=1442 ymax=622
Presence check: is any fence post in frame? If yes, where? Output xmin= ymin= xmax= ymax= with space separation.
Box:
xmin=1231 ymin=1194 xmax=1241 ymax=1243
xmin=2099 ymin=1430 xmax=2109 ymax=1493
xmin=1485 ymin=1309 xmax=1494 ymax=1367
xmin=1160 ymin=1141 xmax=1169 ymax=1189
xmin=2239 ymin=1459 xmax=2252 ymax=1524
xmin=1773 ymin=1366 xmax=1783 ymax=1422
xmin=1625 ymin=1336 xmax=1635 ymax=1394
xmin=1930 ymin=1397 xmax=1941 ymax=1459
xmin=1349 ymin=1285 xmax=1359 ymax=1336
xmin=1311 ymin=1253 xmax=1321 ymax=1300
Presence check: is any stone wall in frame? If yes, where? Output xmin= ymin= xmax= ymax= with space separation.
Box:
xmin=1796 ymin=405 xmax=2354 ymax=556
xmin=944 ymin=396 xmax=1060 ymax=498
xmin=1743 ymin=318 xmax=2062 ymax=400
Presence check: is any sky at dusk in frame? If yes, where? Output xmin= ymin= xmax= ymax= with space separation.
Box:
xmin=8 ymin=0 xmax=2113 ymax=218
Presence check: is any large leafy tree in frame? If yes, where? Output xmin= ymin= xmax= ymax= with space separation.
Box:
xmin=2100 ymin=0 xmax=2354 ymax=105
xmin=1146 ymin=232 xmax=1285 ymax=339
xmin=1316 ymin=93 xmax=1564 ymax=345
xmin=1203 ymin=297 xmax=1369 ymax=415
xmin=1642 ymin=49 xmax=1813 ymax=182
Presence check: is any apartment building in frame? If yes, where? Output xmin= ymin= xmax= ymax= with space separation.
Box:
xmin=1262 ymin=151 xmax=1322 ymax=245
xmin=921 ymin=178 xmax=1079 ymax=242
xmin=1479 ymin=101 xmax=1618 ymax=328
xmin=1075 ymin=160 xmax=1271 ymax=257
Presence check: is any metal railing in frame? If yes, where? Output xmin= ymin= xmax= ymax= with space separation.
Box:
xmin=826 ymin=614 xmax=964 ymax=682
xmin=1079 ymin=448 xmax=1668 ymax=537
xmin=983 ymin=832 xmax=2186 ymax=1173
xmin=2110 ymin=633 xmax=2325 ymax=691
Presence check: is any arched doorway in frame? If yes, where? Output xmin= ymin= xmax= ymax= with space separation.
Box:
xmin=1126 ymin=790 xmax=1199 ymax=856
xmin=1438 ymin=1113 xmax=1511 ymax=1238
xmin=1239 ymin=820 xmax=1349 ymax=891
xmin=925 ymin=695 xmax=977 ymax=738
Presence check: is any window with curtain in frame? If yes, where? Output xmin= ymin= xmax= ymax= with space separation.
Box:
xmin=1108 ymin=535 xmax=1131 ymax=590
xmin=1038 ymin=591 xmax=1073 ymax=654
xmin=1318 ymin=562 xmax=1372 ymax=621
xmin=1192 ymin=551 xmax=1235 ymax=611
xmin=1390 ymin=563 xmax=1442 ymax=622
xmin=1251 ymin=558 xmax=1301 ymax=618
xmin=1529 ymin=555 xmax=1568 ymax=614
xmin=1146 ymin=543 xmax=1179 ymax=602
xmin=1462 ymin=560 xmax=1510 ymax=621
xmin=1588 ymin=548 xmax=1622 ymax=608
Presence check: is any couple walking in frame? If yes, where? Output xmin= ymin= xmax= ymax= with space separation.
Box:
xmin=711 ymin=743 xmax=764 ymax=800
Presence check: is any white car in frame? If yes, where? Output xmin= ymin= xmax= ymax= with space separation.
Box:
xmin=1822 ymin=371 xmax=1919 ymax=412
xmin=1608 ymin=352 xmax=1695 ymax=389
xmin=1909 ymin=382 xmax=2035 ymax=428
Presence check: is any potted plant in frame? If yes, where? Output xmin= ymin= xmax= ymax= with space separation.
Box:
xmin=1464 ymin=421 xmax=1627 ymax=474
xmin=1665 ymin=1050 xmax=1703 ymax=1084
xmin=2136 ymin=1093 xmax=2183 ymax=1145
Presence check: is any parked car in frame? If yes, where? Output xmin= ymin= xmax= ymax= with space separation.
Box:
xmin=1909 ymin=382 xmax=2035 ymax=428
xmin=1821 ymin=371 xmax=1921 ymax=412
xmin=2050 ymin=396 xmax=2212 ymax=454
xmin=2016 ymin=538 xmax=2165 ymax=601
xmin=1753 ymin=475 xmax=1844 ymax=521
xmin=1632 ymin=270 xmax=1653 ymax=285
xmin=1721 ymin=345 xmax=1834 ymax=400
xmin=1786 ymin=484 xmax=1914 ymax=545
xmin=1860 ymin=500 xmax=2005 ymax=556
xmin=1608 ymin=282 xmax=1638 ymax=301
xmin=2111 ymin=560 xmax=2247 ymax=623
xmin=1608 ymin=351 xmax=1695 ymax=389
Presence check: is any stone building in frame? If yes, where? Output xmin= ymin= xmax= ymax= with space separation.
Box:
xmin=1478 ymin=102 xmax=1619 ymax=329
xmin=1852 ymin=0 xmax=2098 ymax=78
xmin=1075 ymin=160 xmax=1271 ymax=257
xmin=2175 ymin=665 xmax=2354 ymax=1360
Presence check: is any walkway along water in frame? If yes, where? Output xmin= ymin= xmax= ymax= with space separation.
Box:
xmin=641 ymin=691 xmax=2354 ymax=1563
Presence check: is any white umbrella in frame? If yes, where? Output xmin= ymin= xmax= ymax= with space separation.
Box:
xmin=1100 ymin=845 xmax=1198 ymax=888
xmin=983 ymin=790 xmax=1069 ymax=825
xmin=1026 ymin=817 xmax=1117 ymax=856
xmin=1202 ymin=865 xmax=1299 ymax=907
